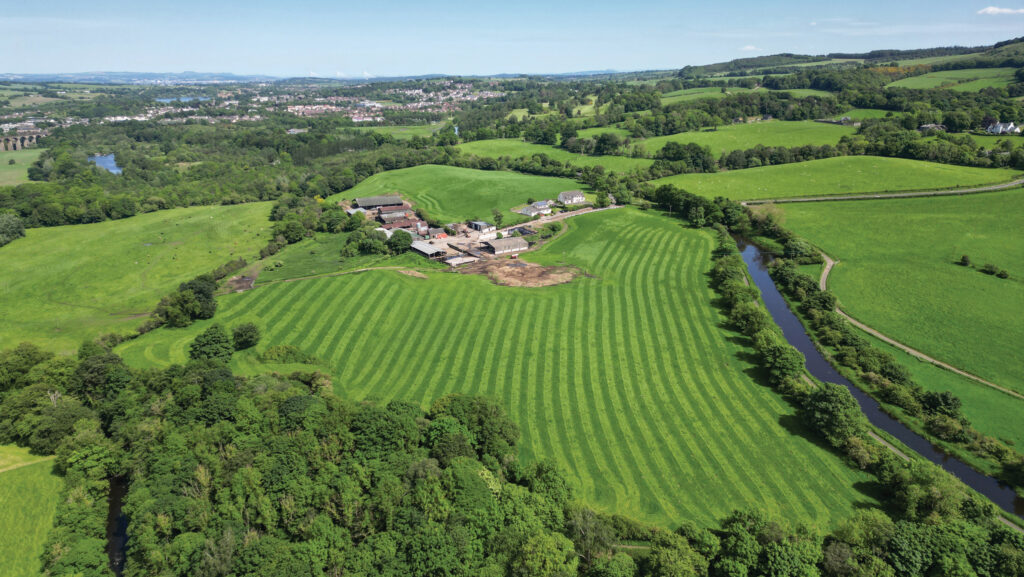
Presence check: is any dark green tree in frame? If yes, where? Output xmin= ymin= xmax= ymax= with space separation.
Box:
xmin=188 ymin=324 xmax=233 ymax=363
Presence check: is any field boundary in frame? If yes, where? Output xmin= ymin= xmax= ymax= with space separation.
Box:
xmin=818 ymin=252 xmax=1024 ymax=401
xmin=742 ymin=176 xmax=1024 ymax=205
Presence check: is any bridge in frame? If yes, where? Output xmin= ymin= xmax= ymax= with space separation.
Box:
xmin=0 ymin=131 xmax=45 ymax=151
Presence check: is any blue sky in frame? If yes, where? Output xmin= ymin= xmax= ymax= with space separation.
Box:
xmin=5 ymin=1 xmax=1024 ymax=76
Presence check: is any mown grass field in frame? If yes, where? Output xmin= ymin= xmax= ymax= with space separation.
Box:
xmin=327 ymin=165 xmax=584 ymax=225
xmin=660 ymin=87 xmax=753 ymax=105
xmin=0 ymin=456 xmax=62 ymax=577
xmin=457 ymin=139 xmax=655 ymax=172
xmin=837 ymin=108 xmax=894 ymax=120
xmin=118 ymin=208 xmax=876 ymax=528
xmin=0 ymin=148 xmax=44 ymax=186
xmin=640 ymin=121 xmax=855 ymax=157
xmin=355 ymin=124 xmax=443 ymax=140
xmin=257 ymin=235 xmax=443 ymax=285
xmin=0 ymin=203 xmax=272 ymax=353
xmin=779 ymin=188 xmax=1024 ymax=390
xmin=888 ymin=68 xmax=1019 ymax=91
xmin=650 ymin=156 xmax=1022 ymax=201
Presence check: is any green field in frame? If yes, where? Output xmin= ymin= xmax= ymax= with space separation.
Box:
xmin=118 ymin=208 xmax=875 ymax=528
xmin=650 ymin=156 xmax=1022 ymax=200
xmin=327 ymin=165 xmax=583 ymax=225
xmin=576 ymin=126 xmax=631 ymax=139
xmin=457 ymin=139 xmax=655 ymax=172
xmin=772 ymin=89 xmax=835 ymax=98
xmin=779 ymin=188 xmax=1024 ymax=390
xmin=837 ymin=108 xmax=895 ymax=121
xmin=0 ymin=203 xmax=272 ymax=353
xmin=257 ymin=235 xmax=443 ymax=285
xmin=888 ymin=68 xmax=1019 ymax=91
xmin=0 ymin=456 xmax=62 ymax=577
xmin=355 ymin=124 xmax=444 ymax=139
xmin=0 ymin=148 xmax=44 ymax=186
xmin=640 ymin=121 xmax=855 ymax=157
xmin=660 ymin=87 xmax=753 ymax=105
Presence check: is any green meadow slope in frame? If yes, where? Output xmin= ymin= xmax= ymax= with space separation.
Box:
xmin=0 ymin=203 xmax=272 ymax=352
xmin=119 ymin=209 xmax=875 ymax=528
xmin=456 ymin=139 xmax=655 ymax=172
xmin=0 ymin=449 xmax=62 ymax=577
xmin=651 ymin=156 xmax=1021 ymax=200
xmin=640 ymin=121 xmax=855 ymax=157
xmin=779 ymin=189 xmax=1024 ymax=390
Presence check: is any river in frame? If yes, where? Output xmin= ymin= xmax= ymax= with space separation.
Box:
xmin=106 ymin=477 xmax=128 ymax=576
xmin=736 ymin=239 xmax=1024 ymax=518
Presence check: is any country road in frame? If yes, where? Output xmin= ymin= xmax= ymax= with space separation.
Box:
xmin=742 ymin=176 xmax=1024 ymax=205
xmin=817 ymin=252 xmax=1024 ymax=402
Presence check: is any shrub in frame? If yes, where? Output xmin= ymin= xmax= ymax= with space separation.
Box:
xmin=188 ymin=325 xmax=233 ymax=363
xmin=232 ymin=323 xmax=261 ymax=350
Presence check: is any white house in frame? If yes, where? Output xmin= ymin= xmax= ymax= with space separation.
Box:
xmin=558 ymin=190 xmax=586 ymax=205
xmin=986 ymin=122 xmax=1021 ymax=135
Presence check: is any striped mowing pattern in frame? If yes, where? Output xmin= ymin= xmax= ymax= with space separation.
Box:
xmin=119 ymin=209 xmax=875 ymax=528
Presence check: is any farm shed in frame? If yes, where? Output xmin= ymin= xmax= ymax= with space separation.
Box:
xmin=469 ymin=221 xmax=496 ymax=233
xmin=486 ymin=237 xmax=529 ymax=255
xmin=411 ymin=241 xmax=447 ymax=259
xmin=355 ymin=195 xmax=404 ymax=208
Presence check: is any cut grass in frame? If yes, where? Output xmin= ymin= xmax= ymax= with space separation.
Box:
xmin=118 ymin=208 xmax=876 ymax=528
xmin=640 ymin=121 xmax=855 ymax=157
xmin=650 ymin=156 xmax=1022 ymax=201
xmin=256 ymin=235 xmax=444 ymax=285
xmin=0 ymin=457 xmax=62 ymax=577
xmin=354 ymin=124 xmax=443 ymax=140
xmin=456 ymin=139 xmax=655 ymax=172
xmin=0 ymin=148 xmax=44 ymax=186
xmin=779 ymin=188 xmax=1024 ymax=390
xmin=326 ymin=165 xmax=584 ymax=225
xmin=0 ymin=203 xmax=272 ymax=353
xmin=660 ymin=87 xmax=753 ymax=105
xmin=888 ymin=68 xmax=1018 ymax=91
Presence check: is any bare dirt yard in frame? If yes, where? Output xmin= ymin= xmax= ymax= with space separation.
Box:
xmin=460 ymin=259 xmax=579 ymax=287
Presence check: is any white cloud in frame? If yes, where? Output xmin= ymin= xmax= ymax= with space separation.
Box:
xmin=740 ymin=45 xmax=760 ymax=51
xmin=978 ymin=6 xmax=1024 ymax=14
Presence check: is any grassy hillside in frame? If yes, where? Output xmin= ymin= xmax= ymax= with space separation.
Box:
xmin=779 ymin=189 xmax=1024 ymax=390
xmin=456 ymin=139 xmax=655 ymax=172
xmin=640 ymin=121 xmax=855 ymax=157
xmin=660 ymin=86 xmax=753 ymax=105
xmin=888 ymin=68 xmax=1019 ymax=91
xmin=651 ymin=156 xmax=1022 ymax=201
xmin=0 ymin=203 xmax=272 ymax=353
xmin=328 ymin=165 xmax=584 ymax=225
xmin=355 ymin=124 xmax=443 ymax=140
xmin=0 ymin=456 xmax=62 ymax=577
xmin=118 ymin=209 xmax=875 ymax=528
xmin=0 ymin=148 xmax=44 ymax=186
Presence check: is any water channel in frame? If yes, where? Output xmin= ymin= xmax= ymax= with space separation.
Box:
xmin=106 ymin=476 xmax=129 ymax=575
xmin=736 ymin=239 xmax=1024 ymax=518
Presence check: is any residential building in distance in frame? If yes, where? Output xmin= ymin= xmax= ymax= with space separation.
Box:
xmin=986 ymin=122 xmax=1020 ymax=135
xmin=558 ymin=190 xmax=585 ymax=205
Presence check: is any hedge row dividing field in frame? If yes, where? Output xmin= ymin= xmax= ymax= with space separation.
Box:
xmin=0 ymin=454 xmax=62 ymax=577
xmin=0 ymin=203 xmax=272 ymax=353
xmin=778 ymin=188 xmax=1024 ymax=391
xmin=651 ymin=156 xmax=1023 ymax=201
xmin=119 ymin=209 xmax=875 ymax=528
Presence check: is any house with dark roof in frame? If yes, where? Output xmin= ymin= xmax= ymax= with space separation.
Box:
xmin=558 ymin=190 xmax=585 ymax=205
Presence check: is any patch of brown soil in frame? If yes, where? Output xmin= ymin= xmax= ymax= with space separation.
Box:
xmin=398 ymin=269 xmax=428 ymax=279
xmin=225 ymin=275 xmax=256 ymax=292
xmin=460 ymin=259 xmax=579 ymax=287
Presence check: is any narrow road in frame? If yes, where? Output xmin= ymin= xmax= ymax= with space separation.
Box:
xmin=817 ymin=252 xmax=1024 ymax=402
xmin=742 ymin=176 xmax=1024 ymax=205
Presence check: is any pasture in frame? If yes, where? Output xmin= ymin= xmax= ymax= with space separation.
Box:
xmin=257 ymin=236 xmax=442 ymax=285
xmin=779 ymin=188 xmax=1024 ymax=390
xmin=888 ymin=68 xmax=1019 ymax=91
xmin=327 ymin=164 xmax=584 ymax=224
xmin=0 ymin=203 xmax=272 ymax=353
xmin=456 ymin=139 xmax=655 ymax=172
xmin=118 ymin=208 xmax=876 ymax=528
xmin=355 ymin=124 xmax=443 ymax=140
xmin=0 ymin=148 xmax=43 ymax=186
xmin=0 ymin=456 xmax=62 ymax=577
xmin=650 ymin=156 xmax=1022 ymax=201
xmin=640 ymin=121 xmax=855 ymax=157
xmin=660 ymin=86 xmax=752 ymax=105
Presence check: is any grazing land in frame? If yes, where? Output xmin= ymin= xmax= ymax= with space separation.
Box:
xmin=456 ymin=139 xmax=655 ymax=171
xmin=256 ymin=236 xmax=442 ymax=285
xmin=118 ymin=208 xmax=876 ymax=528
xmin=355 ymin=124 xmax=444 ymax=139
xmin=660 ymin=86 xmax=753 ymax=105
xmin=0 ymin=203 xmax=272 ymax=353
xmin=0 ymin=148 xmax=44 ymax=186
xmin=778 ymin=189 xmax=1024 ymax=390
xmin=888 ymin=68 xmax=1019 ymax=91
xmin=327 ymin=164 xmax=585 ymax=224
xmin=650 ymin=156 xmax=1022 ymax=200
xmin=640 ymin=121 xmax=855 ymax=157
xmin=0 ymin=457 xmax=62 ymax=577
xmin=836 ymin=108 xmax=894 ymax=120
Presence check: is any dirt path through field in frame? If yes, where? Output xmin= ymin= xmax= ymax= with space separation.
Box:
xmin=0 ymin=456 xmax=54 ymax=475
xmin=742 ymin=177 xmax=1024 ymax=205
xmin=817 ymin=252 xmax=1024 ymax=401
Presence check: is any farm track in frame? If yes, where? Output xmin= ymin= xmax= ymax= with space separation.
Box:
xmin=119 ymin=210 xmax=873 ymax=527
xmin=742 ymin=177 xmax=1024 ymax=205
xmin=818 ymin=253 xmax=1024 ymax=401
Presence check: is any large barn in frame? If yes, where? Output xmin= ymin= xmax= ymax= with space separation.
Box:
xmin=486 ymin=237 xmax=529 ymax=255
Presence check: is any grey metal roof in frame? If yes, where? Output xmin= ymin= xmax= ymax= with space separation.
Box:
xmin=486 ymin=237 xmax=529 ymax=252
xmin=355 ymin=195 xmax=403 ymax=207
xmin=411 ymin=241 xmax=445 ymax=256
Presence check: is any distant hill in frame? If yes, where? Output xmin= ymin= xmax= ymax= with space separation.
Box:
xmin=0 ymin=71 xmax=279 ymax=84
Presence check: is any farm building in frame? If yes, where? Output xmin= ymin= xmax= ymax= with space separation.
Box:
xmin=558 ymin=190 xmax=585 ymax=205
xmin=428 ymin=227 xmax=448 ymax=239
xmin=355 ymin=195 xmax=404 ymax=208
xmin=986 ymin=122 xmax=1020 ymax=135
xmin=344 ymin=207 xmax=367 ymax=215
xmin=374 ymin=227 xmax=393 ymax=239
xmin=411 ymin=241 xmax=447 ymax=259
xmin=486 ymin=237 xmax=529 ymax=255
xmin=380 ymin=212 xmax=410 ymax=224
xmin=469 ymin=221 xmax=496 ymax=233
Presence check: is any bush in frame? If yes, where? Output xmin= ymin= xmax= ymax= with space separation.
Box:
xmin=232 ymin=323 xmax=261 ymax=350
xmin=188 ymin=325 xmax=233 ymax=363
xmin=0 ymin=213 xmax=26 ymax=247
